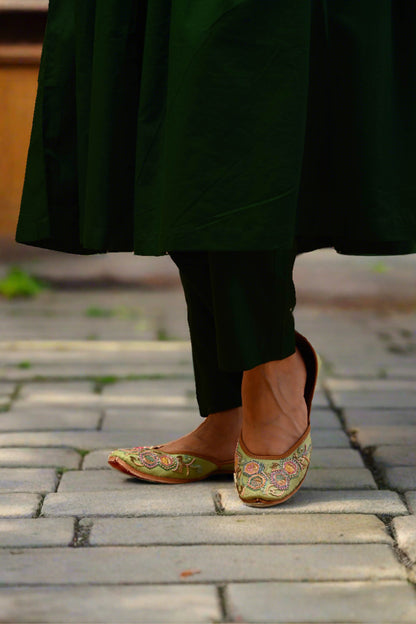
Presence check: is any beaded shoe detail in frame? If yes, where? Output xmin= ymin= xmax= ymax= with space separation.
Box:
xmin=234 ymin=331 xmax=319 ymax=507
xmin=108 ymin=444 xmax=234 ymax=484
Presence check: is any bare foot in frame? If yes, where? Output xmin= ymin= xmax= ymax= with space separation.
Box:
xmin=241 ymin=346 xmax=308 ymax=456
xmin=157 ymin=406 xmax=243 ymax=462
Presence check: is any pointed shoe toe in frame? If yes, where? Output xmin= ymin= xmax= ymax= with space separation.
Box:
xmin=234 ymin=331 xmax=319 ymax=507
xmin=107 ymin=444 xmax=234 ymax=484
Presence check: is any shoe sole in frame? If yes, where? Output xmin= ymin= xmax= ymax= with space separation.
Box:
xmin=108 ymin=455 xmax=233 ymax=484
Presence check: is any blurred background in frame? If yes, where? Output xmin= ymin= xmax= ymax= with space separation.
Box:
xmin=0 ymin=0 xmax=415 ymax=343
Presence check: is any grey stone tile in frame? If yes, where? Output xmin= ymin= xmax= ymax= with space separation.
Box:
xmin=101 ymin=379 xmax=196 ymax=397
xmin=41 ymin=487 xmax=217 ymax=517
xmin=0 ymin=448 xmax=80 ymax=469
xmin=373 ymin=445 xmax=416 ymax=469
xmin=310 ymin=409 xmax=342 ymax=429
xmin=102 ymin=407 xmax=200 ymax=431
xmin=391 ymin=515 xmax=416 ymax=563
xmin=329 ymin=390 xmax=416 ymax=410
xmin=0 ymin=363 xmax=194 ymax=380
xmin=343 ymin=409 xmax=416 ymax=429
xmin=0 ymin=430 xmax=186 ymax=450
xmin=0 ymin=382 xmax=17 ymax=396
xmin=308 ymin=429 xmax=351 ymax=447
xmin=303 ymin=468 xmax=377 ymax=489
xmin=311 ymin=448 xmax=365 ymax=469
xmin=383 ymin=468 xmax=416 ymax=492
xmin=0 ymin=410 xmax=100 ymax=431
xmin=226 ymin=581 xmax=416 ymax=623
xmin=58 ymin=469 xmax=228 ymax=492
xmin=0 ymin=468 xmax=58 ymax=494
xmin=218 ymin=489 xmax=408 ymax=515
xmin=89 ymin=513 xmax=392 ymax=546
xmin=0 ymin=494 xmax=41 ymax=518
xmin=60 ymin=466 xmax=374 ymax=492
xmin=325 ymin=379 xmax=416 ymax=393
xmin=310 ymin=391 xmax=330 ymax=408
xmin=82 ymin=449 xmax=115 ymax=470
xmin=18 ymin=381 xmax=96 ymax=400
xmin=0 ymin=585 xmax=220 ymax=623
xmin=0 ymin=544 xmax=405 ymax=584
xmin=405 ymin=491 xmax=416 ymax=514
xmin=0 ymin=518 xmax=75 ymax=548
xmin=354 ymin=427 xmax=416 ymax=447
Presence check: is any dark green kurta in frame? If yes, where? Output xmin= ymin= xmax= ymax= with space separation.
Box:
xmin=15 ymin=0 xmax=416 ymax=256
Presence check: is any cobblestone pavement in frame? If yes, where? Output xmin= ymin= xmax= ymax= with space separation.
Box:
xmin=0 ymin=287 xmax=415 ymax=623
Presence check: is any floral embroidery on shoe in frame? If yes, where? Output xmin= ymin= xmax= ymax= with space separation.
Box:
xmin=108 ymin=444 xmax=222 ymax=481
xmin=138 ymin=449 xmax=160 ymax=469
xmin=243 ymin=460 xmax=263 ymax=476
xmin=234 ymin=434 xmax=312 ymax=503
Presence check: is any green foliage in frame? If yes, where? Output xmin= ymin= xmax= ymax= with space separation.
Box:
xmin=0 ymin=266 xmax=46 ymax=299
xmin=370 ymin=261 xmax=389 ymax=274
xmin=85 ymin=306 xmax=114 ymax=318
xmin=157 ymin=328 xmax=170 ymax=340
xmin=17 ymin=361 xmax=32 ymax=369
xmin=76 ymin=449 xmax=90 ymax=458
xmin=94 ymin=375 xmax=118 ymax=385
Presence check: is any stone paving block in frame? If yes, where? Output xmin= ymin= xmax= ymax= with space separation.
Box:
xmin=102 ymin=407 xmax=200 ymax=431
xmin=311 ymin=448 xmax=365 ymax=469
xmin=57 ymin=468 xmax=231 ymax=492
xmin=303 ymin=467 xmax=377 ymax=489
xmin=307 ymin=429 xmax=351 ymax=447
xmin=310 ymin=390 xmax=329 ymax=408
xmin=0 ymin=410 xmax=100 ymax=431
xmin=383 ymin=468 xmax=416 ymax=492
xmin=0 ymin=447 xmax=80 ymax=469
xmin=391 ymin=515 xmax=416 ymax=563
xmin=0 ymin=493 xmax=41 ymax=518
xmin=325 ymin=378 xmax=416 ymax=393
xmin=343 ymin=409 xmax=416 ymax=429
xmin=0 ymin=430 xmax=186 ymax=450
xmin=41 ymin=487 xmax=217 ymax=517
xmin=0 ymin=362 xmax=194 ymax=381
xmin=0 ymin=585 xmax=220 ymax=623
xmin=226 ymin=580 xmax=416 ymax=623
xmin=60 ymin=466 xmax=374 ymax=492
xmin=101 ymin=379 xmax=197 ymax=397
xmin=0 ymin=544 xmax=405 ymax=584
xmin=218 ymin=488 xmax=408 ymax=515
xmin=82 ymin=449 xmax=114 ymax=470
xmin=373 ymin=445 xmax=416 ymax=469
xmin=0 ymin=518 xmax=75 ymax=548
xmin=0 ymin=382 xmax=17 ymax=396
xmin=89 ymin=513 xmax=392 ymax=546
xmin=0 ymin=468 xmax=58 ymax=494
xmin=328 ymin=389 xmax=416 ymax=410
xmin=353 ymin=426 xmax=416 ymax=447
xmin=309 ymin=409 xmax=342 ymax=429
xmin=18 ymin=382 xmax=95 ymax=400
xmin=405 ymin=491 xmax=416 ymax=514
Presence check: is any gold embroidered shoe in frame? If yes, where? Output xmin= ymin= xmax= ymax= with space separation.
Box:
xmin=234 ymin=331 xmax=320 ymax=507
xmin=108 ymin=444 xmax=234 ymax=484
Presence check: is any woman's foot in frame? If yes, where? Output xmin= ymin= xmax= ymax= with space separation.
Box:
xmin=155 ymin=406 xmax=243 ymax=462
xmin=241 ymin=346 xmax=308 ymax=456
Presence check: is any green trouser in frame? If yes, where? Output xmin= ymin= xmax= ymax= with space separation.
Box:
xmin=169 ymin=249 xmax=297 ymax=418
